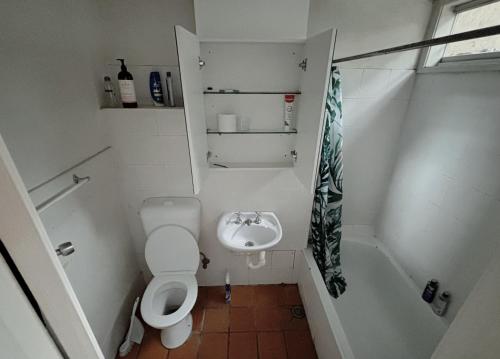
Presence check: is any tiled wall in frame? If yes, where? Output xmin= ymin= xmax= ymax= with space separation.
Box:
xmin=103 ymin=108 xmax=305 ymax=286
xmin=377 ymin=72 xmax=500 ymax=321
xmin=102 ymin=108 xmax=193 ymax=255
xmin=307 ymin=0 xmax=432 ymax=226
xmin=341 ymin=67 xmax=415 ymax=224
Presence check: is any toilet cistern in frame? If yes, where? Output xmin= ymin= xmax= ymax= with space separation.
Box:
xmin=217 ymin=211 xmax=283 ymax=269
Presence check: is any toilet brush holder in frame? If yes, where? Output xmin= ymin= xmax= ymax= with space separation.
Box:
xmin=119 ymin=297 xmax=144 ymax=357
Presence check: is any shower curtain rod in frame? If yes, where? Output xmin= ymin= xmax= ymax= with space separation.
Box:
xmin=332 ymin=24 xmax=500 ymax=64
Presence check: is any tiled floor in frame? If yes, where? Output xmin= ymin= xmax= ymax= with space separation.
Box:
xmin=120 ymin=284 xmax=317 ymax=359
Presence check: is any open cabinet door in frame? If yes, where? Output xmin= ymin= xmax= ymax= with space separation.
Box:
xmin=293 ymin=29 xmax=336 ymax=194
xmin=175 ymin=26 xmax=208 ymax=194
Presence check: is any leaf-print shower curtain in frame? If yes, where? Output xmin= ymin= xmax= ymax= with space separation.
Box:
xmin=309 ymin=66 xmax=347 ymax=298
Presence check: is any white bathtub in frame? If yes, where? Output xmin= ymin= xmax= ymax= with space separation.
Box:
xmin=299 ymin=235 xmax=448 ymax=359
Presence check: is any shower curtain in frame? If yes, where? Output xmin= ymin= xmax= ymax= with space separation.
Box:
xmin=309 ymin=66 xmax=347 ymax=298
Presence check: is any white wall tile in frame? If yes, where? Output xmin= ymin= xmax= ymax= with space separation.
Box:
xmin=248 ymin=251 xmax=274 ymax=285
xmin=357 ymin=69 xmax=392 ymax=99
xmin=377 ymin=71 xmax=500 ymax=321
xmin=229 ymin=253 xmax=250 ymax=285
xmin=340 ymin=68 xmax=363 ymax=99
xmin=271 ymin=251 xmax=295 ymax=283
xmin=156 ymin=109 xmax=187 ymax=135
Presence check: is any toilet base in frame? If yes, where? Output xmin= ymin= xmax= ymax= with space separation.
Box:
xmin=160 ymin=313 xmax=193 ymax=349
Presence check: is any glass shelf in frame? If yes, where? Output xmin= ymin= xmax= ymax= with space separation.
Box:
xmin=207 ymin=129 xmax=297 ymax=135
xmin=203 ymin=91 xmax=301 ymax=95
xmin=209 ymin=161 xmax=294 ymax=170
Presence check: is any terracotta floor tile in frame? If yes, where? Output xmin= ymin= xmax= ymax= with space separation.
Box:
xmin=197 ymin=287 xmax=208 ymax=307
xmin=258 ymin=332 xmax=287 ymax=359
xmin=230 ymin=307 xmax=255 ymax=332
xmin=282 ymin=308 xmax=310 ymax=331
xmin=204 ymin=286 xmax=229 ymax=308
xmin=137 ymin=328 xmax=168 ymax=359
xmin=199 ymin=333 xmax=228 ymax=359
xmin=168 ymin=334 xmax=200 ymax=359
xmin=116 ymin=343 xmax=140 ymax=359
xmin=192 ymin=303 xmax=205 ymax=332
xmin=204 ymin=307 xmax=230 ymax=332
xmin=280 ymin=285 xmax=302 ymax=306
xmin=228 ymin=332 xmax=257 ymax=359
xmin=254 ymin=285 xmax=282 ymax=307
xmin=284 ymin=331 xmax=318 ymax=359
xmin=254 ymin=307 xmax=289 ymax=331
xmin=231 ymin=286 xmax=255 ymax=307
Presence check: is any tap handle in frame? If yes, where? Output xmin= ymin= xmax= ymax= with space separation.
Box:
xmin=254 ymin=211 xmax=262 ymax=224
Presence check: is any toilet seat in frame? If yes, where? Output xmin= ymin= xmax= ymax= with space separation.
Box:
xmin=141 ymin=273 xmax=198 ymax=329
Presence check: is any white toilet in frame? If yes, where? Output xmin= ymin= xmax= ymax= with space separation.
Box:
xmin=139 ymin=197 xmax=201 ymax=349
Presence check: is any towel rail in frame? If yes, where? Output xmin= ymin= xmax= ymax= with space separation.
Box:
xmin=28 ymin=146 xmax=110 ymax=193
xmin=36 ymin=175 xmax=90 ymax=213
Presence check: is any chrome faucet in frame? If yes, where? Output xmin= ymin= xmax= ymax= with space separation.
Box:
xmin=227 ymin=211 xmax=243 ymax=225
xmin=244 ymin=212 xmax=262 ymax=225
xmin=253 ymin=211 xmax=262 ymax=224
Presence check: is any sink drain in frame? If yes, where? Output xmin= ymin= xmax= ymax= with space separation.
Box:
xmin=244 ymin=241 xmax=255 ymax=247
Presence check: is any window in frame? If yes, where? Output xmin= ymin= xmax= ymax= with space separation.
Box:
xmin=419 ymin=0 xmax=500 ymax=72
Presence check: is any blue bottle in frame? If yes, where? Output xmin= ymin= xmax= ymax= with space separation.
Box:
xmin=422 ymin=279 xmax=439 ymax=303
xmin=149 ymin=71 xmax=164 ymax=106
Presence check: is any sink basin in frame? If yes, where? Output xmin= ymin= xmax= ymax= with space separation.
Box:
xmin=217 ymin=212 xmax=283 ymax=253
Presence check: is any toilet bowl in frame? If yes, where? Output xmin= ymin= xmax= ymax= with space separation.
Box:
xmin=139 ymin=198 xmax=201 ymax=349
xmin=141 ymin=273 xmax=198 ymax=348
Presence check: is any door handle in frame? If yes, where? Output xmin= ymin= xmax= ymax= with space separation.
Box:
xmin=56 ymin=242 xmax=75 ymax=257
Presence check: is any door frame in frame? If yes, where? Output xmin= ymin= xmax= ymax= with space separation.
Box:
xmin=0 ymin=133 xmax=103 ymax=359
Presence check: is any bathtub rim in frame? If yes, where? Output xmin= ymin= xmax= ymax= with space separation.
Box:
xmin=302 ymin=247 xmax=355 ymax=359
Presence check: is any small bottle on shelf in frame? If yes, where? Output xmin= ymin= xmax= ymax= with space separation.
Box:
xmin=149 ymin=71 xmax=164 ymax=107
xmin=284 ymin=94 xmax=296 ymax=131
xmin=116 ymin=58 xmax=138 ymax=108
xmin=103 ymin=76 xmax=119 ymax=108
xmin=165 ymin=71 xmax=175 ymax=107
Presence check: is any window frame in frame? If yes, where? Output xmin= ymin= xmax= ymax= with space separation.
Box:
xmin=418 ymin=0 xmax=500 ymax=73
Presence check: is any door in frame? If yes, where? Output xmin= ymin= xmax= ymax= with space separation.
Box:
xmin=0 ymin=255 xmax=63 ymax=359
xmin=0 ymin=134 xmax=103 ymax=359
xmin=293 ymin=29 xmax=336 ymax=194
xmin=175 ymin=25 xmax=209 ymax=194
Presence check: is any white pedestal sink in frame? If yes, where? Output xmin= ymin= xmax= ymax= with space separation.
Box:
xmin=217 ymin=211 xmax=283 ymax=269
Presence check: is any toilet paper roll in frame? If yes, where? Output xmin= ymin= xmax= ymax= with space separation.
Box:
xmin=217 ymin=113 xmax=238 ymax=132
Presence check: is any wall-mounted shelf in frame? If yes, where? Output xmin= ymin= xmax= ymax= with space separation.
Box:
xmin=207 ymin=129 xmax=297 ymax=135
xmin=203 ymin=91 xmax=301 ymax=95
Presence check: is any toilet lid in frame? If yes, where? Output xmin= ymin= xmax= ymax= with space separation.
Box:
xmin=145 ymin=225 xmax=199 ymax=275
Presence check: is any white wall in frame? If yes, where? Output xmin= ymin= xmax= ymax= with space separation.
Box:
xmin=0 ymin=1 xmax=141 ymax=358
xmin=98 ymin=0 xmax=195 ymax=67
xmin=103 ymin=108 xmax=307 ymax=286
xmin=431 ymin=244 xmax=500 ymax=359
xmin=307 ymin=0 xmax=432 ymax=225
xmin=194 ymin=0 xmax=310 ymax=42
xmin=377 ymin=71 xmax=500 ymax=321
